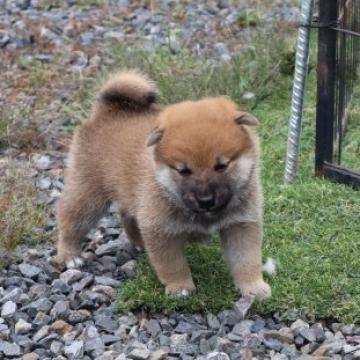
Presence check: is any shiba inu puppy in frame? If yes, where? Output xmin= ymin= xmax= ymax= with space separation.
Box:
xmin=56 ymin=71 xmax=271 ymax=299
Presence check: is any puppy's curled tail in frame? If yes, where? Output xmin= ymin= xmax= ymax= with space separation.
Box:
xmin=98 ymin=70 xmax=157 ymax=112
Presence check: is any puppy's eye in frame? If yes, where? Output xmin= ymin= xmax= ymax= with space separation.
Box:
xmin=214 ymin=162 xmax=228 ymax=172
xmin=177 ymin=167 xmax=192 ymax=176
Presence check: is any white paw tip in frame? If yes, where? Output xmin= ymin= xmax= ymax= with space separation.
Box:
xmin=263 ymin=257 xmax=277 ymax=276
xmin=167 ymin=288 xmax=190 ymax=297
xmin=66 ymin=257 xmax=84 ymax=269
xmin=180 ymin=289 xmax=189 ymax=296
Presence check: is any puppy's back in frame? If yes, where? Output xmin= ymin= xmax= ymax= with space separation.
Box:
xmin=66 ymin=71 xmax=159 ymax=210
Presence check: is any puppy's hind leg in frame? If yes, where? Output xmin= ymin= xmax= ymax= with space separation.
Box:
xmin=56 ymin=182 xmax=110 ymax=268
xmin=120 ymin=210 xmax=144 ymax=248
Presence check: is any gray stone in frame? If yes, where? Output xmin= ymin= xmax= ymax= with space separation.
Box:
xmin=0 ymin=288 xmax=23 ymax=304
xmin=33 ymin=325 xmax=50 ymax=342
xmin=64 ymin=340 xmax=84 ymax=359
xmin=243 ymin=333 xmax=262 ymax=348
xmin=95 ymin=315 xmax=119 ymax=332
xmin=121 ymin=260 xmax=137 ymax=278
xmin=1 ymin=300 xmax=16 ymax=318
xmin=101 ymin=334 xmax=121 ymax=345
xmin=92 ymin=285 xmax=116 ymax=298
xmin=217 ymin=310 xmax=240 ymax=326
xmin=28 ymin=283 xmax=49 ymax=299
xmin=281 ymin=344 xmax=299 ymax=358
xmin=343 ymin=344 xmax=360 ymax=354
xmin=109 ymin=203 xmax=120 ymax=213
xmin=84 ymin=336 xmax=104 ymax=353
xmin=207 ymin=314 xmax=220 ymax=330
xmin=104 ymin=31 xmax=124 ymax=40
xmin=232 ymin=320 xmax=253 ymax=337
xmin=294 ymin=335 xmax=305 ymax=347
xmin=33 ymin=311 xmax=52 ymax=327
xmin=341 ymin=324 xmax=355 ymax=336
xmin=190 ymin=330 xmax=214 ymax=343
xmin=170 ymin=333 xmax=188 ymax=345
xmin=234 ymin=295 xmax=255 ymax=320
xmin=60 ymin=269 xmax=82 ymax=285
xmin=290 ymin=319 xmax=309 ymax=332
xmin=115 ymin=355 xmax=127 ymax=360
xmin=311 ymin=323 xmax=326 ymax=342
xmin=214 ymin=42 xmax=230 ymax=56
xmin=159 ymin=334 xmax=171 ymax=346
xmin=105 ymin=228 xmax=121 ymax=235
xmin=206 ymin=352 xmax=230 ymax=360
xmin=0 ymin=323 xmax=8 ymax=333
xmin=312 ymin=341 xmax=343 ymax=356
xmin=263 ymin=328 xmax=294 ymax=344
xmin=84 ymin=324 xmax=99 ymax=339
xmin=128 ymin=348 xmax=150 ymax=360
xmin=0 ymin=341 xmax=22 ymax=357
xmin=24 ymin=298 xmax=53 ymax=316
xmin=80 ymin=31 xmax=95 ymax=46
xmin=67 ymin=309 xmax=91 ymax=324
xmin=95 ymin=239 xmax=123 ymax=256
xmin=199 ymin=338 xmax=212 ymax=354
xmin=33 ymin=154 xmax=53 ymax=170
xmin=149 ymin=349 xmax=167 ymax=360
xmin=72 ymin=275 xmax=94 ymax=292
xmin=174 ymin=321 xmax=196 ymax=334
xmin=214 ymin=337 xmax=236 ymax=353
xmin=50 ymin=340 xmax=64 ymax=355
xmin=50 ymin=300 xmax=69 ymax=319
xmin=38 ymin=177 xmax=52 ymax=190
xmin=35 ymin=54 xmax=53 ymax=63
xmin=0 ymin=34 xmax=10 ymax=48
xmin=22 ymin=352 xmax=40 ymax=360
xmin=118 ymin=314 xmax=138 ymax=327
xmin=299 ymin=327 xmax=317 ymax=342
xmin=251 ymin=318 xmax=266 ymax=332
xmin=14 ymin=318 xmax=32 ymax=334
xmin=144 ymin=319 xmax=162 ymax=338
xmin=263 ymin=338 xmax=283 ymax=352
xmin=226 ymin=332 xmax=242 ymax=342
xmin=94 ymin=276 xmax=121 ymax=287
xmin=52 ymin=279 xmax=71 ymax=294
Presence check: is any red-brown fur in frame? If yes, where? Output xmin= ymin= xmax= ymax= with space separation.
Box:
xmin=56 ymin=71 xmax=271 ymax=298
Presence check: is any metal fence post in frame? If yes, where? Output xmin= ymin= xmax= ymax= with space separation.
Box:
xmin=284 ymin=0 xmax=314 ymax=184
xmin=315 ymin=0 xmax=338 ymax=176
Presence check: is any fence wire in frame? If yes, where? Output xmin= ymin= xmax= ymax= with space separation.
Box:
xmin=315 ymin=0 xmax=360 ymax=188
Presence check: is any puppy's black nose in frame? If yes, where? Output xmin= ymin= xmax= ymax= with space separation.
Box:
xmin=196 ymin=193 xmax=215 ymax=210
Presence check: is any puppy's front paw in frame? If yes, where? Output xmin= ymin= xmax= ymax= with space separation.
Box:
xmin=165 ymin=281 xmax=195 ymax=297
xmin=51 ymin=254 xmax=84 ymax=270
xmin=239 ymin=279 xmax=271 ymax=300
xmin=65 ymin=256 xmax=84 ymax=269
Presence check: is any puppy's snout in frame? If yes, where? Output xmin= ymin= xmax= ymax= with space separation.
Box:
xmin=195 ymin=192 xmax=215 ymax=210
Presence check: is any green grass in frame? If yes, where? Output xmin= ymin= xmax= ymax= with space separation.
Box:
xmin=0 ymin=162 xmax=47 ymax=250
xmin=82 ymin=29 xmax=360 ymax=322
xmin=341 ymin=85 xmax=360 ymax=172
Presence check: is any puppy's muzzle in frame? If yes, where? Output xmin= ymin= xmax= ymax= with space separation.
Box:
xmin=183 ymin=187 xmax=232 ymax=214
xmin=196 ymin=193 xmax=215 ymax=210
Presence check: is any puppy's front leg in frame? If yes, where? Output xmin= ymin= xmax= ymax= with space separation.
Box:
xmin=143 ymin=231 xmax=195 ymax=296
xmin=220 ymin=222 xmax=271 ymax=300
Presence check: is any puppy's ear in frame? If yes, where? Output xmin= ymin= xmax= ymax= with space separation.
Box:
xmin=146 ymin=127 xmax=164 ymax=147
xmin=234 ymin=112 xmax=259 ymax=126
